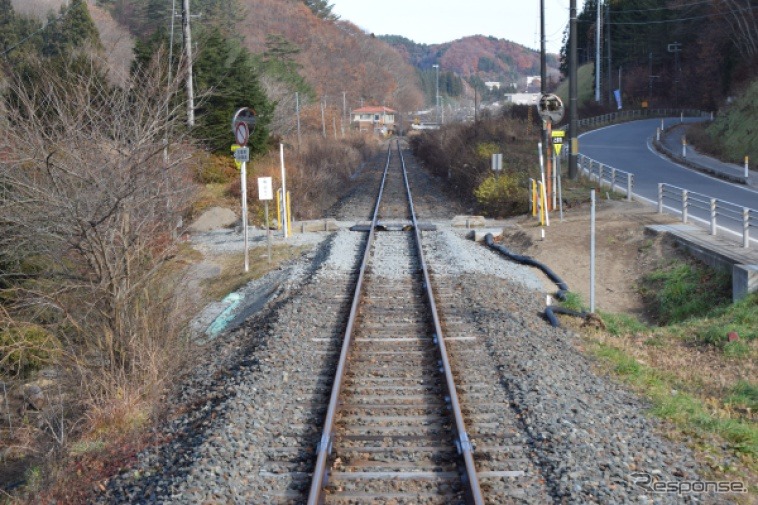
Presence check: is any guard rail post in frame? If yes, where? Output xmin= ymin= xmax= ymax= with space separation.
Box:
xmin=744 ymin=208 xmax=750 ymax=248
xmin=682 ymin=189 xmax=689 ymax=224
xmin=627 ymin=174 xmax=633 ymax=202
xmin=611 ymin=167 xmax=616 ymax=192
xmin=710 ymin=198 xmax=717 ymax=235
xmin=597 ymin=163 xmax=603 ymax=186
xmin=658 ymin=184 xmax=664 ymax=213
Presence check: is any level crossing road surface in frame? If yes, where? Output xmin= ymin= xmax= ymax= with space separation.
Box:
xmin=579 ymin=118 xmax=758 ymax=240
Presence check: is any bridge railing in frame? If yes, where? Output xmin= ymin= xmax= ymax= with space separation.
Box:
xmin=658 ymin=183 xmax=757 ymax=248
xmin=577 ymin=154 xmax=635 ymax=202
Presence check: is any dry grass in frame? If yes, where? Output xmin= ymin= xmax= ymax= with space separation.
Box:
xmin=565 ymin=314 xmax=757 ymax=497
xmin=201 ymin=245 xmax=311 ymax=302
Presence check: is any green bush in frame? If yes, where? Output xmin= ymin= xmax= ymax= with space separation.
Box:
xmin=0 ymin=325 xmax=59 ymax=377
xmin=474 ymin=173 xmax=529 ymax=217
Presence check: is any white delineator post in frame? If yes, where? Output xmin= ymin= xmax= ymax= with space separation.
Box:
xmin=590 ymin=189 xmax=596 ymax=313
xmin=538 ymin=142 xmax=549 ymax=226
xmin=743 ymin=208 xmax=750 ymax=249
xmin=241 ymin=159 xmax=249 ymax=272
xmin=280 ymin=143 xmax=288 ymax=239
xmin=745 ymin=156 xmax=750 ymax=180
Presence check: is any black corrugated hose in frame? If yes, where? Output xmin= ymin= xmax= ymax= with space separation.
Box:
xmin=483 ymin=233 xmax=587 ymax=327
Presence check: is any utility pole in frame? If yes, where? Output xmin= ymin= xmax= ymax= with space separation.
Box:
xmin=342 ymin=91 xmax=347 ymax=137
xmin=569 ymin=0 xmax=578 ymax=179
xmin=181 ymin=0 xmax=195 ymax=127
xmin=594 ymin=0 xmax=602 ymax=102
xmin=540 ymin=0 xmax=548 ymax=177
xmin=433 ymin=64 xmax=440 ymax=124
xmin=320 ymin=98 xmax=327 ymax=138
xmin=295 ymin=92 xmax=302 ymax=150
xmin=606 ymin=2 xmax=612 ymax=106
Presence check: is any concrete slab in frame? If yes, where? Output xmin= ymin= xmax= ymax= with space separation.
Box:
xmin=290 ymin=219 xmax=339 ymax=233
xmin=451 ymin=215 xmax=486 ymax=228
xmin=733 ymin=264 xmax=758 ymax=301
xmin=646 ymin=223 xmax=758 ymax=301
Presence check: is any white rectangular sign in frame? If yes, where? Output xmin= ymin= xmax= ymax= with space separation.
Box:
xmin=234 ymin=147 xmax=250 ymax=162
xmin=258 ymin=177 xmax=273 ymax=201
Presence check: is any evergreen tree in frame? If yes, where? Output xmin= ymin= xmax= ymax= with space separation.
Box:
xmin=193 ymin=27 xmax=272 ymax=154
xmin=42 ymin=0 xmax=101 ymax=58
xmin=256 ymin=34 xmax=313 ymax=98
xmin=303 ymin=0 xmax=338 ymax=21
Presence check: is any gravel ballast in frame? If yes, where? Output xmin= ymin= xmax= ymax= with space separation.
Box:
xmin=95 ymin=146 xmax=724 ymax=504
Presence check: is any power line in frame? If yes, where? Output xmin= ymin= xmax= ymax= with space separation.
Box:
xmin=608 ymin=4 xmax=757 ymax=25
xmin=608 ymin=0 xmax=713 ymax=14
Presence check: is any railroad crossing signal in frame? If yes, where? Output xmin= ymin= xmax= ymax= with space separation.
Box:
xmin=551 ymin=130 xmax=565 ymax=156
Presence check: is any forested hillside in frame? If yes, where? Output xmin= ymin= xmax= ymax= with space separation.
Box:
xmin=564 ymin=0 xmax=758 ymax=110
xmin=382 ymin=35 xmax=561 ymax=87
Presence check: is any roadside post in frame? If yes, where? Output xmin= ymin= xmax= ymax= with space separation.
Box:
xmin=745 ymin=156 xmax=750 ymax=180
xmin=590 ymin=189 xmax=596 ymax=313
xmin=258 ymin=177 xmax=274 ymax=262
xmin=537 ymin=142 xmax=548 ymax=232
xmin=538 ymin=94 xmax=564 ymax=211
xmin=234 ymin=123 xmax=250 ymax=272
xmin=231 ymin=107 xmax=257 ymax=273
xmin=491 ymin=153 xmax=503 ymax=179
xmin=279 ymin=143 xmax=289 ymax=239
xmin=551 ymin=130 xmax=565 ymax=215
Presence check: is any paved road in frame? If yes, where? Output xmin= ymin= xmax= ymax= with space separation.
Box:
xmin=579 ymin=118 xmax=758 ymax=240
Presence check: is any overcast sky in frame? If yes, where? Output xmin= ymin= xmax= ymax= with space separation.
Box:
xmin=330 ymin=1 xmax=585 ymax=55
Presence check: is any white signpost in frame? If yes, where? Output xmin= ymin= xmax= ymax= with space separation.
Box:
xmin=258 ymin=177 xmax=273 ymax=262
xmin=231 ymin=107 xmax=256 ymax=273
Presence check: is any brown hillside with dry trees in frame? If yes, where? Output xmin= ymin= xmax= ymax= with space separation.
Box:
xmin=235 ymin=0 xmax=424 ymax=113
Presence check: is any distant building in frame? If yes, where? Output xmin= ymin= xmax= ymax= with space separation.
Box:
xmin=525 ymin=76 xmax=541 ymax=91
xmin=351 ymin=106 xmax=397 ymax=134
xmin=484 ymin=81 xmax=501 ymax=90
xmin=503 ymin=93 xmax=540 ymax=106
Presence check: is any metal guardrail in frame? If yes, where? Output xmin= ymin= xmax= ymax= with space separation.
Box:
xmin=577 ymin=154 xmax=634 ymax=202
xmin=572 ymin=108 xmax=709 ymax=130
xmin=658 ymin=183 xmax=757 ymax=248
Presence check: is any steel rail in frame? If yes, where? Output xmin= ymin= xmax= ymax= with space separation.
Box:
xmin=306 ymin=145 xmax=393 ymax=505
xmin=397 ymin=141 xmax=485 ymax=505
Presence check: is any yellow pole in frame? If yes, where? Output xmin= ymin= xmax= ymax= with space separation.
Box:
xmin=532 ymin=179 xmax=538 ymax=217
xmin=276 ymin=189 xmax=282 ymax=230
xmin=286 ymin=191 xmax=292 ymax=237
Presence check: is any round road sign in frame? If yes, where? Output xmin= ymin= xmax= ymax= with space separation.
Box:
xmin=537 ymin=94 xmax=565 ymax=123
xmin=235 ymin=122 xmax=249 ymax=147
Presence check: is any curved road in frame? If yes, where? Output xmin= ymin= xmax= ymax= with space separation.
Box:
xmin=579 ymin=118 xmax=758 ymax=239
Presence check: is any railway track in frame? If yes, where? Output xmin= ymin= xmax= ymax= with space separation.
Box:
xmin=98 ymin=141 xmax=705 ymax=505
xmin=307 ymin=141 xmax=481 ymax=503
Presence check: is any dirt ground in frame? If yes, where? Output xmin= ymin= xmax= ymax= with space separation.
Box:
xmin=499 ymin=198 xmax=681 ymax=315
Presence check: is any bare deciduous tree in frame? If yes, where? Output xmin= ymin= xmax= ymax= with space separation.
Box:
xmin=0 ymin=51 xmax=196 ymax=402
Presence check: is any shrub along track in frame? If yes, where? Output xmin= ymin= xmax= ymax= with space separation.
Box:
xmin=97 ymin=141 xmax=713 ymax=505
